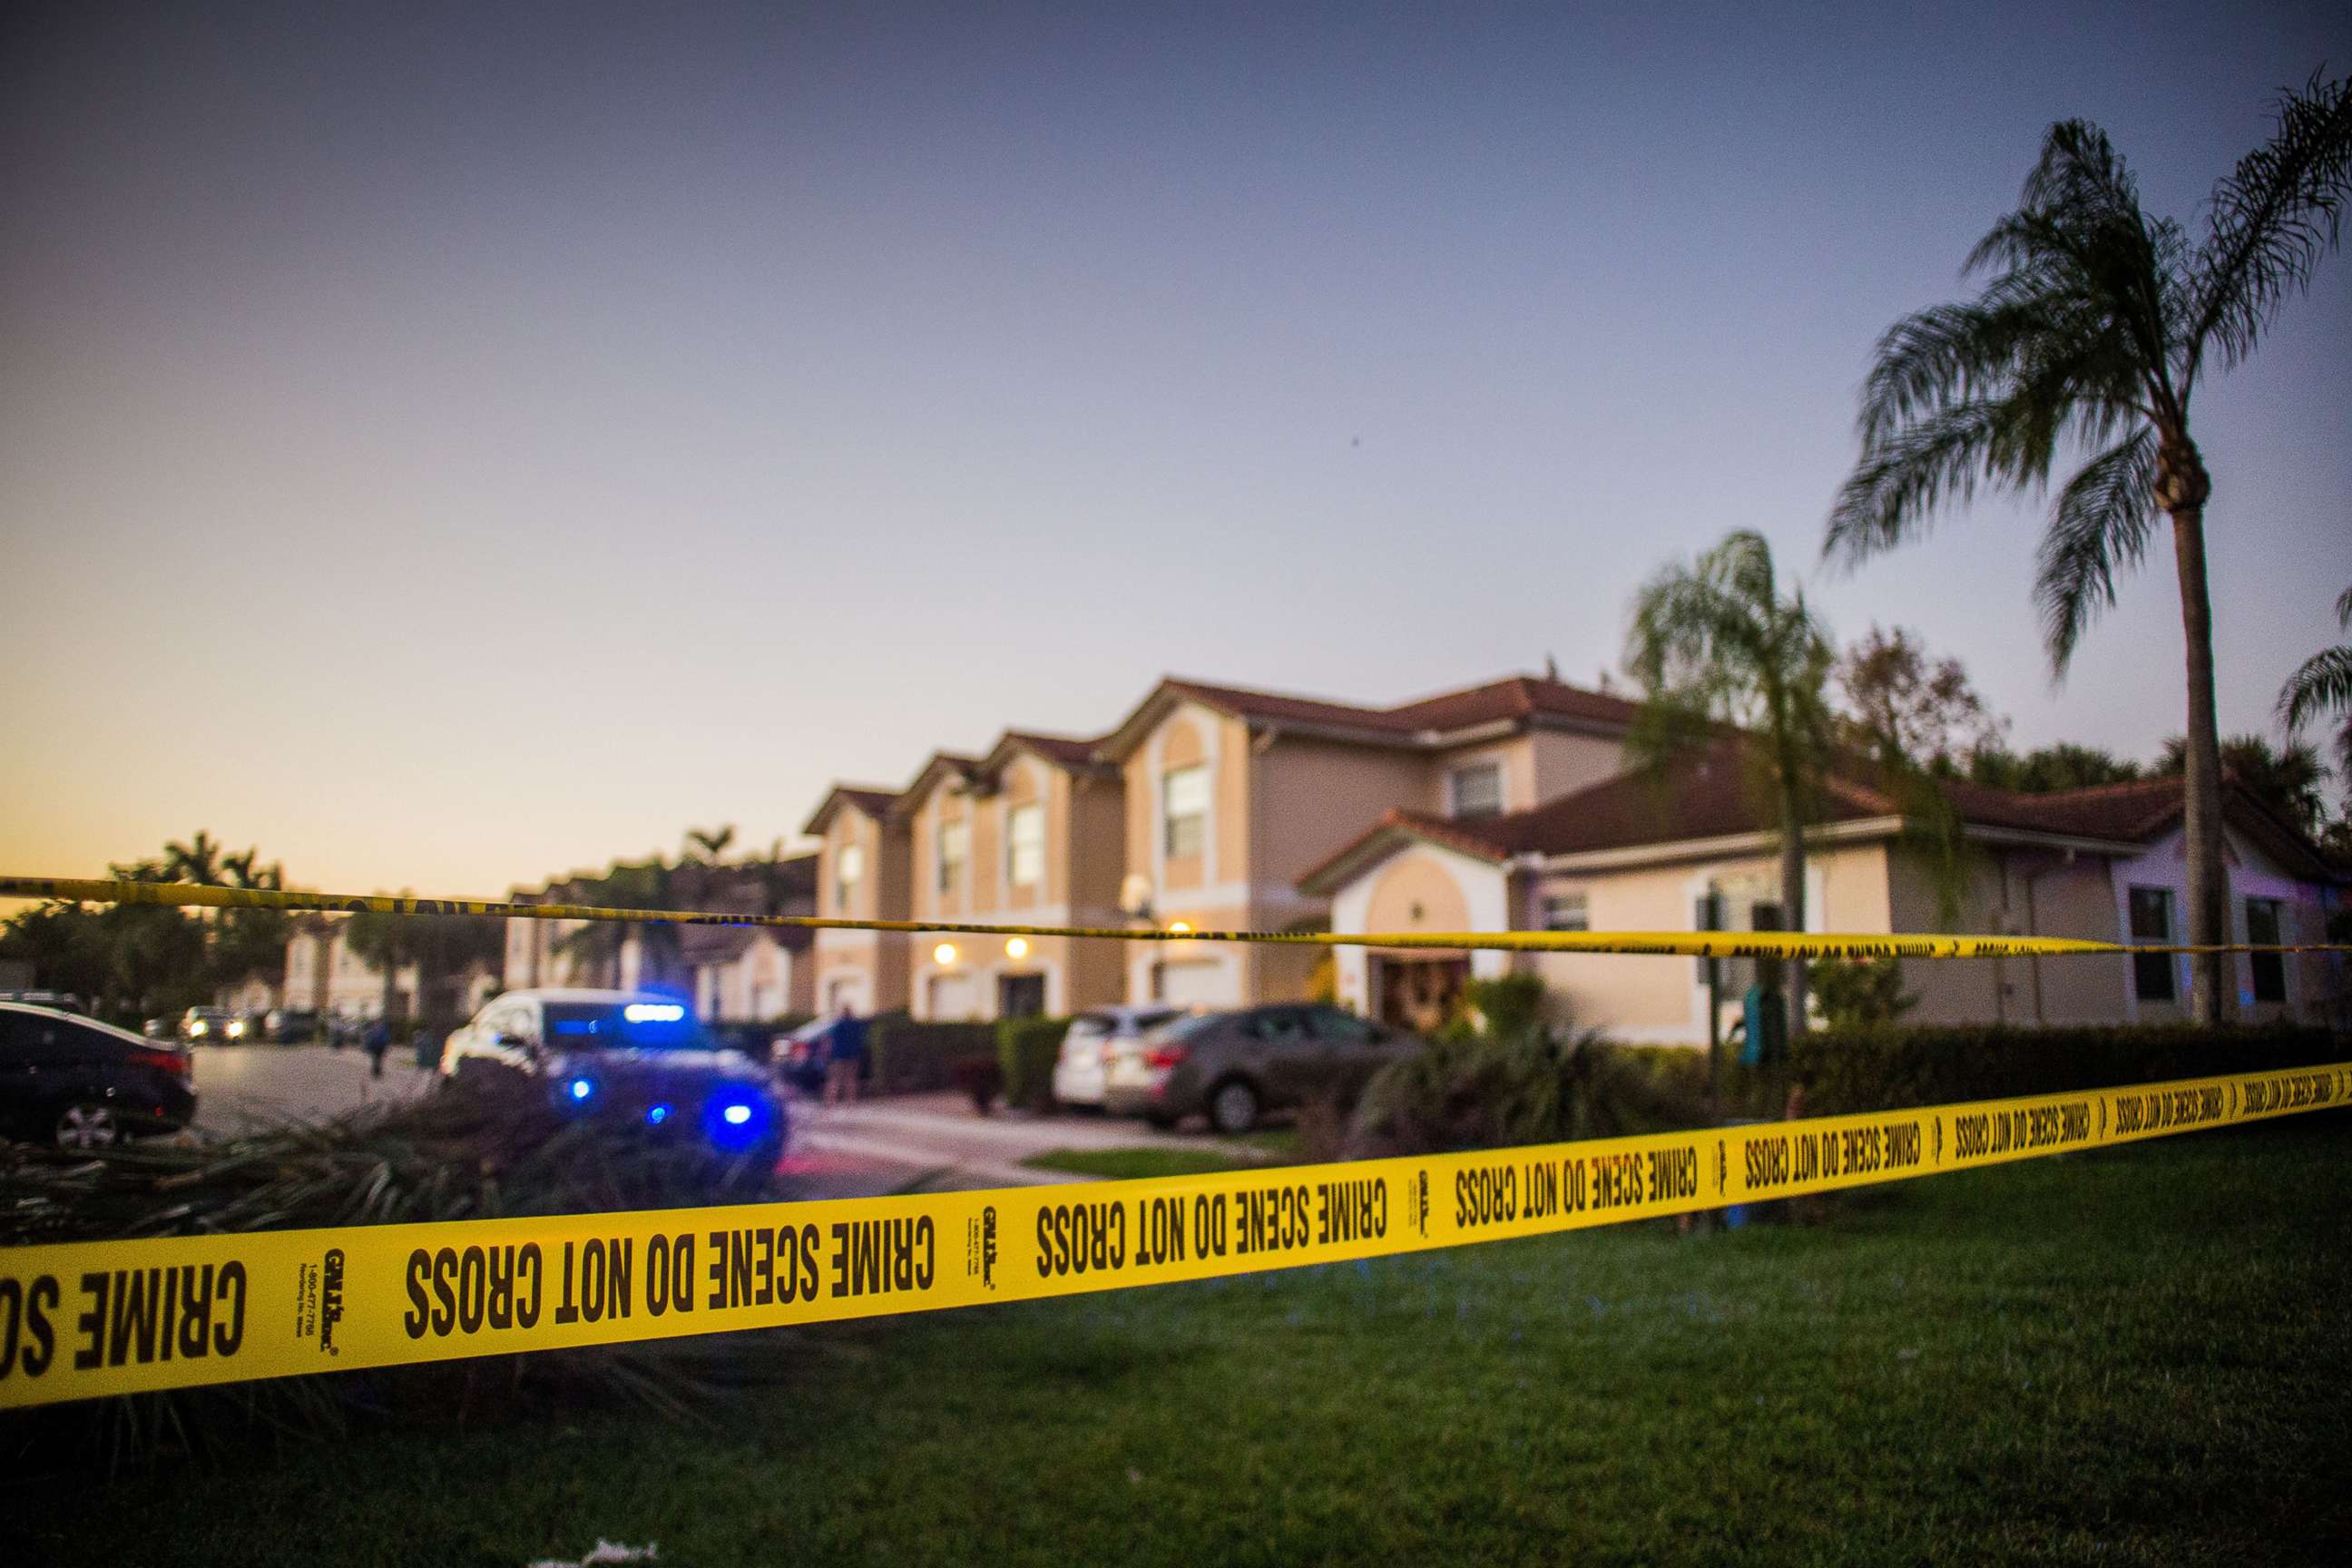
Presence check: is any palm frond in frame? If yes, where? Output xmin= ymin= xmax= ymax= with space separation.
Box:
xmin=2188 ymin=72 xmax=2352 ymax=380
xmin=1827 ymin=401 xmax=2010 ymax=561
xmin=2034 ymin=429 xmax=2158 ymax=671
xmin=2278 ymin=645 xmax=2352 ymax=736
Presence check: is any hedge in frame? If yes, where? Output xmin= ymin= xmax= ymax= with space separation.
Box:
xmin=1595 ymin=1022 xmax=2346 ymax=1119
xmin=867 ymin=1015 xmax=998 ymax=1094
xmin=997 ymin=1016 xmax=1072 ymax=1112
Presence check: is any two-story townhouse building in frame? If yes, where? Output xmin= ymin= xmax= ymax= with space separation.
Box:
xmin=678 ymin=855 xmax=821 ymax=1024
xmin=1094 ymin=674 xmax=1642 ymax=1009
xmin=899 ymin=731 xmax=1127 ymax=1020
xmin=805 ymin=785 xmax=913 ymax=1016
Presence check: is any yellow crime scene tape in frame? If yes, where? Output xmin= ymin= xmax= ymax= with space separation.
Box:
xmin=2 ymin=1060 xmax=2345 ymax=1410
xmin=3 ymin=875 xmax=2346 ymax=959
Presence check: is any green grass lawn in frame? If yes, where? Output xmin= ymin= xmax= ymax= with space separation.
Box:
xmin=1020 ymin=1145 xmax=1266 ymax=1179
xmin=13 ymin=1117 xmax=2350 ymax=1567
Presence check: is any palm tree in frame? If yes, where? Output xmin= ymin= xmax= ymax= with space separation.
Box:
xmin=2155 ymin=732 xmax=2328 ymax=836
xmin=1826 ymin=74 xmax=2350 ymax=1020
xmin=556 ymin=860 xmax=682 ymax=989
xmin=163 ymin=831 xmax=225 ymax=886
xmin=2278 ymin=585 xmax=2352 ymax=781
xmin=1626 ymin=530 xmax=1837 ymax=1039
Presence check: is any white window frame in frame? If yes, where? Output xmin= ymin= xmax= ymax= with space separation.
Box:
xmin=1006 ymin=802 xmax=1045 ymax=889
xmin=936 ymin=818 xmax=968 ymax=896
xmin=835 ymin=841 xmax=865 ymax=914
xmin=1542 ymin=891 xmax=1589 ymax=932
xmin=1448 ymin=760 xmax=1504 ymax=819
xmin=1163 ymin=764 xmax=1209 ymax=858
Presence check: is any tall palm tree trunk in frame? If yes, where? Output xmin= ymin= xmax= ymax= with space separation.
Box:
xmin=1779 ymin=790 xmax=1808 ymax=1041
xmin=2169 ymin=496 xmax=2230 ymax=1023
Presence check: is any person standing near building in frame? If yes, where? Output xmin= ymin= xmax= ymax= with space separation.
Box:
xmin=824 ymin=1004 xmax=866 ymax=1104
xmin=363 ymin=1016 xmax=390 ymax=1080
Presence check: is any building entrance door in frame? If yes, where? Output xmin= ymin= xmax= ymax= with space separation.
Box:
xmin=998 ymin=973 xmax=1046 ymax=1018
xmin=1374 ymin=956 xmax=1468 ymax=1032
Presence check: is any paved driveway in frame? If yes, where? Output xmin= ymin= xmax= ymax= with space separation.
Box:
xmin=189 ymin=1042 xmax=433 ymax=1133
xmin=791 ymin=1093 xmax=1271 ymax=1188
xmin=182 ymin=1048 xmax=1268 ymax=1196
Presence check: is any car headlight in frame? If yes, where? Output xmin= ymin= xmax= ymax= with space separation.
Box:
xmin=188 ymin=1021 xmax=207 ymax=1036
xmin=225 ymin=1020 xmax=246 ymax=1038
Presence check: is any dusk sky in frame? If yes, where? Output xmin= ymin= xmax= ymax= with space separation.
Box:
xmin=5 ymin=2 xmax=2347 ymax=899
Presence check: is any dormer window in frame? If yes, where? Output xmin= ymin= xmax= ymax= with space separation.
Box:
xmin=1163 ymin=764 xmax=1209 ymax=858
xmin=835 ymin=842 xmax=865 ymax=913
xmin=1449 ymin=761 xmax=1504 ymax=819
xmin=937 ymin=819 xmax=967 ymax=896
xmin=1007 ymin=803 xmax=1044 ymax=888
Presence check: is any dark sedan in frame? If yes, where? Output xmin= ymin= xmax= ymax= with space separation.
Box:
xmin=1102 ymin=1004 xmax=1426 ymax=1133
xmin=0 ymin=1003 xmax=198 ymax=1149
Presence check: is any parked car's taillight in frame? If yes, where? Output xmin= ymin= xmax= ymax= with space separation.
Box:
xmin=132 ymin=1049 xmax=191 ymax=1079
xmin=1143 ymin=1043 xmax=1187 ymax=1069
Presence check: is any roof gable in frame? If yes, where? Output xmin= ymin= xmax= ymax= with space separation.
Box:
xmin=801 ymin=784 xmax=903 ymax=838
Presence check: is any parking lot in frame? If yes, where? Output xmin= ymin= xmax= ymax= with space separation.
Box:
xmin=182 ymin=1043 xmax=1271 ymax=1196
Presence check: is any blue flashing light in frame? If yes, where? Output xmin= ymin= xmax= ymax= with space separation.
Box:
xmin=646 ymin=1103 xmax=671 ymax=1126
xmin=721 ymin=1102 xmax=753 ymax=1126
xmin=624 ymin=1003 xmax=686 ymax=1023
xmin=567 ymin=1077 xmax=595 ymax=1102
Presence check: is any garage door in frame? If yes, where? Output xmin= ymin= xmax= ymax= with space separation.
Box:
xmin=928 ymin=973 xmax=978 ymax=1020
xmin=1154 ymin=959 xmax=1232 ymax=1008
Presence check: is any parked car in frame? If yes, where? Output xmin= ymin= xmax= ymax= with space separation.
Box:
xmin=0 ymin=1002 xmax=197 ymax=1148
xmin=441 ymin=988 xmax=788 ymax=1167
xmin=770 ymin=1016 xmax=836 ymax=1095
xmin=178 ymin=1006 xmax=249 ymax=1044
xmin=263 ymin=1007 xmax=319 ymax=1044
xmin=1052 ymin=1005 xmax=1184 ymax=1108
xmin=0 ymin=989 xmax=88 ymax=1016
xmin=1102 ymin=1004 xmax=1426 ymax=1133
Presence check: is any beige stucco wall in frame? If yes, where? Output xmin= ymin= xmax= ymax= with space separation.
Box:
xmin=1254 ymin=736 xmax=1430 ymax=892
xmin=1526 ymin=841 xmax=1891 ymax=1044
xmin=1365 ymin=852 xmax=1474 ymax=933
xmin=1527 ymin=730 xmax=1631 ymax=804
xmin=814 ymin=803 xmax=910 ymax=1014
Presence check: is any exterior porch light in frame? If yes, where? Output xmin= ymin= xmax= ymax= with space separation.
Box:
xmin=1004 ymin=936 xmax=1030 ymax=960
xmin=933 ymin=942 xmax=958 ymax=965
xmin=1166 ymin=920 xmax=1192 ymax=936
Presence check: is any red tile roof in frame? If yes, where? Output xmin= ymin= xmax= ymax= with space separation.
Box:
xmin=1384 ymin=674 xmax=1645 ymax=734
xmin=1101 ymin=671 xmax=1644 ymax=760
xmin=1298 ymin=740 xmax=2342 ymax=889
xmin=998 ymin=730 xmax=1115 ymax=772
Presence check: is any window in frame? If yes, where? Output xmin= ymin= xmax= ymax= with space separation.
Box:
xmin=1309 ymin=1006 xmax=1380 ymax=1044
xmin=2246 ymin=897 xmax=2287 ymax=1004
xmin=2128 ymin=886 xmax=2174 ymax=1002
xmin=1449 ymin=761 xmax=1504 ymax=819
xmin=834 ymin=842 xmax=864 ymax=913
xmin=1543 ymin=892 xmax=1589 ymax=932
xmin=936 ymin=818 xmax=967 ymax=896
xmin=1244 ymin=1006 xmax=1311 ymax=1041
xmin=1163 ymin=764 xmax=1208 ymax=859
xmin=1007 ymin=803 xmax=1045 ymax=888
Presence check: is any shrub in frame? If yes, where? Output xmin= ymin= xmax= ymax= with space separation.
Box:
xmin=1808 ymin=956 xmax=1916 ymax=1028
xmin=0 ymin=1072 xmax=802 ymax=1465
xmin=1348 ymin=1025 xmax=1712 ymax=1157
xmin=997 ymin=1015 xmax=1071 ymax=1112
xmin=1460 ymin=974 xmax=1548 ymax=1039
xmin=947 ymin=1055 xmax=1004 ymax=1113
xmin=867 ymin=1014 xmax=997 ymax=1094
xmin=1758 ymin=1021 xmax=2342 ymax=1114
